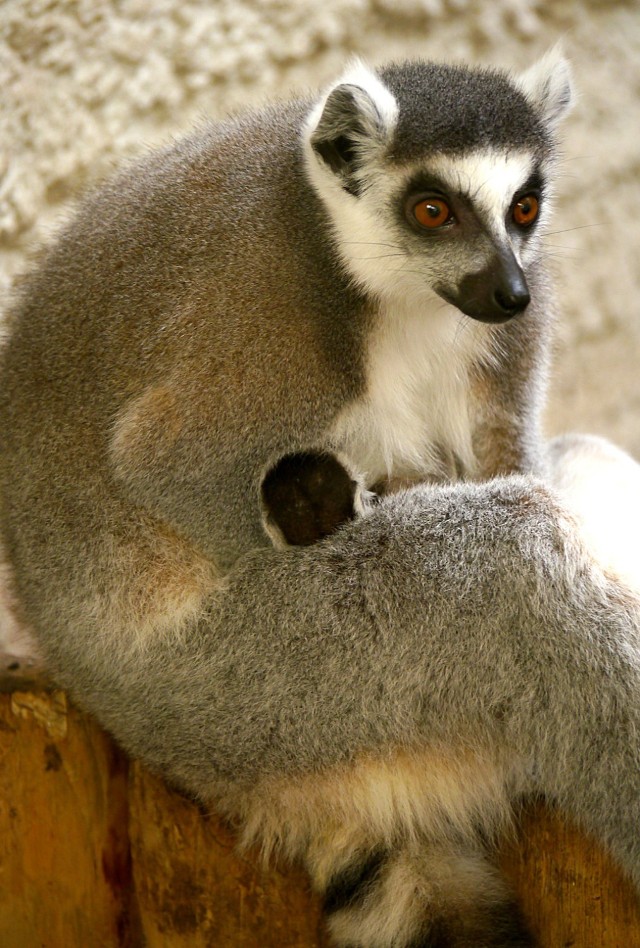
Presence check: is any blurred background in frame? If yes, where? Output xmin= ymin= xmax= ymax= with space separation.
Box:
xmin=2 ymin=0 xmax=639 ymax=453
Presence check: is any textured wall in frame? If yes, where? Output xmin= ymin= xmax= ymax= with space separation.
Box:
xmin=2 ymin=0 xmax=639 ymax=450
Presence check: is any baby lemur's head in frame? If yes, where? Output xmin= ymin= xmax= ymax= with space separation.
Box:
xmin=303 ymin=48 xmax=572 ymax=324
xmin=261 ymin=451 xmax=374 ymax=548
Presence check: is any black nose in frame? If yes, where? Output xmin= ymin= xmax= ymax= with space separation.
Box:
xmin=438 ymin=249 xmax=532 ymax=325
xmin=493 ymin=285 xmax=531 ymax=317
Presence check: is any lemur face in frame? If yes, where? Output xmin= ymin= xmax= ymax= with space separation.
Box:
xmin=390 ymin=150 xmax=540 ymax=323
xmin=304 ymin=51 xmax=572 ymax=324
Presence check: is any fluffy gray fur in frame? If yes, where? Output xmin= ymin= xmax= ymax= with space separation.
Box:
xmin=1 ymin=52 xmax=639 ymax=947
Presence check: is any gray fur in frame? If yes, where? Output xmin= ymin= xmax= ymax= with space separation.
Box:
xmin=1 ymin=54 xmax=638 ymax=946
xmin=381 ymin=60 xmax=552 ymax=160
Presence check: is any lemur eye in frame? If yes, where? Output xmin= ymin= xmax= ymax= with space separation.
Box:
xmin=411 ymin=197 xmax=453 ymax=230
xmin=513 ymin=193 xmax=540 ymax=227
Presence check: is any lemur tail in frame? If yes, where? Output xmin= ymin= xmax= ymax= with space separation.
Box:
xmin=318 ymin=841 xmax=535 ymax=948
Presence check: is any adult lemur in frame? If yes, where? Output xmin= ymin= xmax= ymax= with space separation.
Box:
xmin=2 ymin=48 xmax=640 ymax=947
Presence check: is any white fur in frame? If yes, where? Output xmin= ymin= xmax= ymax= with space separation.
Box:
xmin=549 ymin=433 xmax=640 ymax=594
xmin=517 ymin=46 xmax=574 ymax=127
xmin=305 ymin=161 xmax=410 ymax=298
xmin=330 ymin=295 xmax=491 ymax=485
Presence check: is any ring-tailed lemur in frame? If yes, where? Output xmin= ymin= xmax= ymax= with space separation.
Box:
xmin=1 ymin=49 xmax=640 ymax=947
xmin=261 ymin=450 xmax=374 ymax=547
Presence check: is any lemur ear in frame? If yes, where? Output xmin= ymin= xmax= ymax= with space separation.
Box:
xmin=308 ymin=62 xmax=397 ymax=195
xmin=517 ymin=47 xmax=574 ymax=127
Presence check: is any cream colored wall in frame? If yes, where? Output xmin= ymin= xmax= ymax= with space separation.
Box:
xmin=2 ymin=0 xmax=639 ymax=451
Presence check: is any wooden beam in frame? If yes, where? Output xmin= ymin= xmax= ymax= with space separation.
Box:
xmin=129 ymin=763 xmax=329 ymax=946
xmin=0 ymin=691 xmax=137 ymax=946
xmin=501 ymin=802 xmax=640 ymax=947
xmin=1 ymin=689 xmax=640 ymax=946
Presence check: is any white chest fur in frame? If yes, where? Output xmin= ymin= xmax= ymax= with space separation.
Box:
xmin=329 ymin=296 xmax=494 ymax=487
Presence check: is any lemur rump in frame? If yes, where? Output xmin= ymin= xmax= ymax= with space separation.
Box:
xmin=2 ymin=50 xmax=640 ymax=948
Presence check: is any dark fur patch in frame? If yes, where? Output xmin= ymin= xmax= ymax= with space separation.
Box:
xmin=262 ymin=451 xmax=357 ymax=546
xmin=323 ymin=848 xmax=386 ymax=915
xmin=409 ymin=899 xmax=536 ymax=948
xmin=379 ymin=61 xmax=550 ymax=162
xmin=409 ymin=916 xmax=454 ymax=948
xmin=486 ymin=900 xmax=537 ymax=947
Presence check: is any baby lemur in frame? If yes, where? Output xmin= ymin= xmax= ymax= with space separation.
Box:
xmin=261 ymin=450 xmax=374 ymax=547
xmin=2 ymin=48 xmax=640 ymax=948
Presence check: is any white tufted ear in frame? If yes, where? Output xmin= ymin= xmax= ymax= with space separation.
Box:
xmin=305 ymin=60 xmax=397 ymax=194
xmin=517 ymin=46 xmax=574 ymax=127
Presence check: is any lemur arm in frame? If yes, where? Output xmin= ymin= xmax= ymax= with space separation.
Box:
xmin=473 ymin=326 xmax=549 ymax=479
xmin=471 ymin=272 xmax=553 ymax=479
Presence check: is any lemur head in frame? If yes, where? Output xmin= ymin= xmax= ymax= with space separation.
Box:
xmin=261 ymin=451 xmax=376 ymax=548
xmin=303 ymin=48 xmax=573 ymax=324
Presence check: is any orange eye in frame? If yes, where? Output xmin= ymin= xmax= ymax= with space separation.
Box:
xmin=513 ymin=193 xmax=540 ymax=227
xmin=412 ymin=197 xmax=453 ymax=229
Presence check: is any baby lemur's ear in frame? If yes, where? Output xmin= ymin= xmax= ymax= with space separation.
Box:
xmin=307 ymin=60 xmax=397 ymax=194
xmin=517 ymin=45 xmax=574 ymax=127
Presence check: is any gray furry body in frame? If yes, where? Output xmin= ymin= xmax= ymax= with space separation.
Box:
xmin=1 ymin=52 xmax=640 ymax=947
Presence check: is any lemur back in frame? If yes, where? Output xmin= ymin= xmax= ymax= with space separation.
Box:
xmin=5 ymin=51 xmax=640 ymax=948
